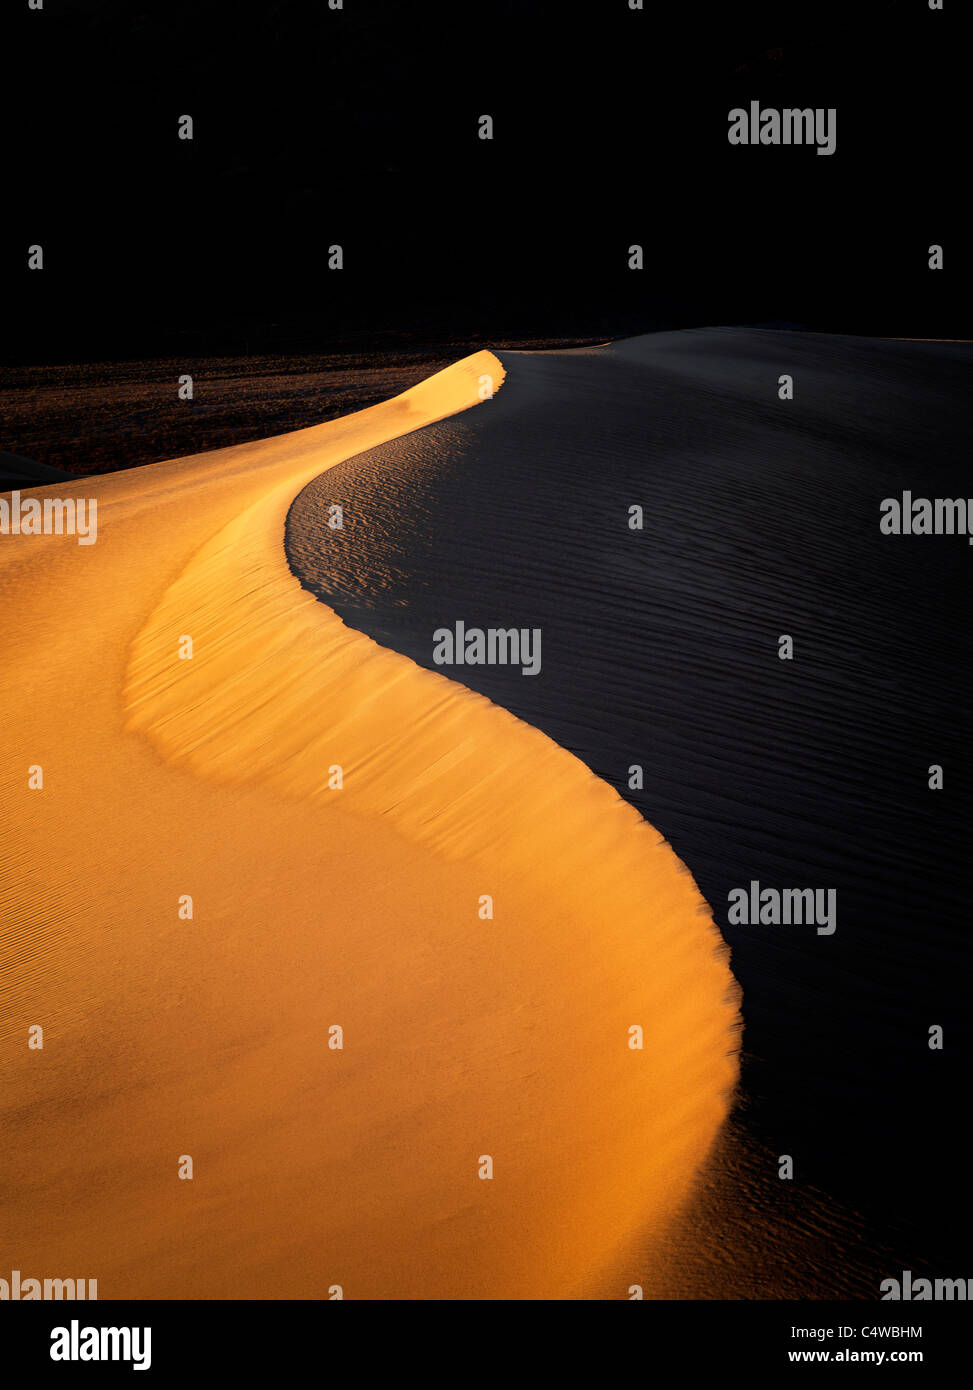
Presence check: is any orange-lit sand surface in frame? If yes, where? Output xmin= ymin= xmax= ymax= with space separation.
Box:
xmin=0 ymin=353 xmax=739 ymax=1299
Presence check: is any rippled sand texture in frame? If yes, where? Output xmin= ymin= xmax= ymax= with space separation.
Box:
xmin=287 ymin=330 xmax=973 ymax=1294
xmin=0 ymin=350 xmax=739 ymax=1299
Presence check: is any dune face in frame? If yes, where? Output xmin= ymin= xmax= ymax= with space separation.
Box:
xmin=288 ymin=329 xmax=973 ymax=1294
xmin=1 ymin=350 xmax=739 ymax=1299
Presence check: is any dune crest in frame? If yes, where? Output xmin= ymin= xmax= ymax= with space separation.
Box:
xmin=123 ymin=351 xmax=740 ymax=1293
xmin=4 ymin=348 xmax=738 ymax=1298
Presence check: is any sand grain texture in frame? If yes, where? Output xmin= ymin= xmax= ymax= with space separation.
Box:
xmin=1 ymin=351 xmax=739 ymax=1299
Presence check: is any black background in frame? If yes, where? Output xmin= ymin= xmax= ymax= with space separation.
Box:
xmin=2 ymin=0 xmax=969 ymax=363
xmin=6 ymin=1301 xmax=967 ymax=1373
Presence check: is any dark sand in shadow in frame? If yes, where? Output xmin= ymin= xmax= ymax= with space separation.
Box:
xmin=288 ymin=328 xmax=973 ymax=1297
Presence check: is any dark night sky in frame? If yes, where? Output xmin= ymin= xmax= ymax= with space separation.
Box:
xmin=2 ymin=0 xmax=968 ymax=361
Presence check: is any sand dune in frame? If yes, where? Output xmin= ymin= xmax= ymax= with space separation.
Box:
xmin=1 ymin=349 xmax=738 ymax=1299
xmin=284 ymin=329 xmax=973 ymax=1293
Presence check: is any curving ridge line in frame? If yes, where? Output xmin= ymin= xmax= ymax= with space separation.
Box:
xmin=121 ymin=350 xmax=741 ymax=1297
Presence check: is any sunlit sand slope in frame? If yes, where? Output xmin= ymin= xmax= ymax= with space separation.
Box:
xmin=1 ymin=350 xmax=738 ymax=1299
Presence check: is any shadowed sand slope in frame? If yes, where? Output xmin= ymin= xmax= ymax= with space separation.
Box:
xmin=1 ymin=350 xmax=739 ymax=1299
xmin=287 ymin=329 xmax=973 ymax=1294
xmin=0 ymin=450 xmax=75 ymax=494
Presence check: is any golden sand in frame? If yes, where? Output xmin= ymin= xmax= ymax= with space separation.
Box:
xmin=0 ymin=352 xmax=739 ymax=1298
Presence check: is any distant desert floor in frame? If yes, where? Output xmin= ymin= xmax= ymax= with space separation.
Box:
xmin=0 ymin=346 xmax=740 ymax=1299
